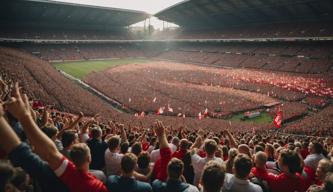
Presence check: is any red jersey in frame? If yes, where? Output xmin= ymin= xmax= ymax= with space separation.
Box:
xmin=55 ymin=158 xmax=108 ymax=192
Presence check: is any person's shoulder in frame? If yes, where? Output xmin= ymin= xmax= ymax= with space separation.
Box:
xmin=107 ymin=175 xmax=120 ymax=183
xmin=186 ymin=184 xmax=199 ymax=192
xmin=136 ymin=180 xmax=152 ymax=191
xmin=152 ymin=179 xmax=166 ymax=191
xmin=249 ymin=182 xmax=263 ymax=192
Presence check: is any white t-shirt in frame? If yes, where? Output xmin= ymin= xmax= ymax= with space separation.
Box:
xmin=104 ymin=149 xmax=124 ymax=176
xmin=191 ymin=154 xmax=223 ymax=186
xmin=304 ymin=153 xmax=325 ymax=170
xmin=222 ymin=173 xmax=263 ymax=192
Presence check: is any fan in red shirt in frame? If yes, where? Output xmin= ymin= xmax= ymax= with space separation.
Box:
xmin=254 ymin=149 xmax=306 ymax=192
xmin=55 ymin=143 xmax=108 ymax=192
xmin=172 ymin=139 xmax=189 ymax=160
xmin=152 ymin=120 xmax=172 ymax=182
xmin=5 ymin=83 xmax=108 ymax=192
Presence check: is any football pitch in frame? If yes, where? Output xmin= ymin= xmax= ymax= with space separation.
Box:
xmin=53 ymin=58 xmax=149 ymax=79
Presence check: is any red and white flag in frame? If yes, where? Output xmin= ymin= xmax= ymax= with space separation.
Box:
xmin=273 ymin=110 xmax=283 ymax=128
xmin=156 ymin=107 xmax=164 ymax=115
xmin=140 ymin=112 xmax=145 ymax=117
xmin=198 ymin=112 xmax=203 ymax=120
xmin=204 ymin=108 xmax=208 ymax=116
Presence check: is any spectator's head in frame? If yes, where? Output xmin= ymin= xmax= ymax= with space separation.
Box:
xmin=167 ymin=158 xmax=183 ymax=180
xmin=149 ymin=137 xmax=157 ymax=146
xmin=234 ymin=154 xmax=253 ymax=179
xmin=131 ymin=142 xmax=142 ymax=156
xmin=171 ymin=137 xmax=180 ymax=147
xmin=265 ymin=144 xmax=274 ymax=158
xmin=61 ymin=130 xmax=78 ymax=149
xmin=278 ymin=149 xmax=301 ymax=174
xmin=204 ymin=139 xmax=218 ymax=156
xmin=70 ymin=143 xmax=91 ymax=170
xmin=121 ymin=153 xmax=137 ymax=176
xmin=0 ymin=162 xmax=18 ymax=192
xmin=309 ymin=142 xmax=323 ymax=154
xmin=107 ymin=136 xmax=120 ymax=152
xmin=42 ymin=126 xmax=58 ymax=141
xmin=179 ymin=139 xmax=189 ymax=150
xmin=254 ymin=151 xmax=267 ymax=168
xmin=316 ymin=159 xmax=332 ymax=181
xmin=120 ymin=141 xmax=129 ymax=154
xmin=137 ymin=152 xmax=150 ymax=170
xmin=90 ymin=127 xmax=102 ymax=140
xmin=238 ymin=144 xmax=251 ymax=157
xmin=202 ymin=161 xmax=225 ymax=192
xmin=228 ymin=148 xmax=239 ymax=160
xmin=324 ymin=172 xmax=333 ymax=192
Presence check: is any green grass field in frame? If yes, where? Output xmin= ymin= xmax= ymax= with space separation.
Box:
xmin=228 ymin=112 xmax=273 ymax=124
xmin=53 ymin=58 xmax=149 ymax=79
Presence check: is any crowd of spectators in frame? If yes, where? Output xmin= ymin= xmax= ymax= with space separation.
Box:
xmin=0 ymin=81 xmax=333 ymax=192
xmin=22 ymin=44 xmax=147 ymax=61
xmin=84 ymin=62 xmax=278 ymax=118
xmin=152 ymin=22 xmax=333 ymax=40
xmin=157 ymin=43 xmax=333 ymax=74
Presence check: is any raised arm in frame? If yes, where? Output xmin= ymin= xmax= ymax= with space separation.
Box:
xmin=5 ymin=83 xmax=63 ymax=170
xmin=224 ymin=129 xmax=237 ymax=148
xmin=155 ymin=121 xmax=169 ymax=149
xmin=0 ymin=104 xmax=20 ymax=153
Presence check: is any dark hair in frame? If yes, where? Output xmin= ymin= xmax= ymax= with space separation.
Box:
xmin=107 ymin=136 xmax=120 ymax=151
xmin=234 ymin=154 xmax=253 ymax=179
xmin=90 ymin=127 xmax=102 ymax=139
xmin=202 ymin=161 xmax=225 ymax=192
xmin=61 ymin=130 xmax=77 ymax=148
xmin=131 ymin=142 xmax=142 ymax=157
xmin=70 ymin=143 xmax=90 ymax=167
xmin=137 ymin=152 xmax=150 ymax=170
xmin=0 ymin=161 xmax=15 ymax=191
xmin=42 ymin=126 xmax=58 ymax=139
xmin=204 ymin=139 xmax=218 ymax=155
xmin=121 ymin=153 xmax=137 ymax=174
xmin=279 ymin=149 xmax=301 ymax=174
xmin=313 ymin=142 xmax=323 ymax=154
xmin=167 ymin=158 xmax=184 ymax=179
xmin=120 ymin=142 xmax=129 ymax=154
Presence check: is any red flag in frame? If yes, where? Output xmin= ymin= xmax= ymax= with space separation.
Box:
xmin=273 ymin=110 xmax=283 ymax=128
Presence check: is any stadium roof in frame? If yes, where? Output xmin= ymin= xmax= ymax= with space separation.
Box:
xmin=0 ymin=0 xmax=150 ymax=29
xmin=155 ymin=0 xmax=333 ymax=29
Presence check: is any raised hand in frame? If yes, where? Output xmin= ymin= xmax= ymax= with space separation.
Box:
xmin=154 ymin=120 xmax=165 ymax=137
xmin=5 ymin=82 xmax=31 ymax=121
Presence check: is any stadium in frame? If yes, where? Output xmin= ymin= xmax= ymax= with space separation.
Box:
xmin=0 ymin=0 xmax=332 ymax=192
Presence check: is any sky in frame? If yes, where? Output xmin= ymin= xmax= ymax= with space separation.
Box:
xmin=55 ymin=0 xmax=183 ymax=29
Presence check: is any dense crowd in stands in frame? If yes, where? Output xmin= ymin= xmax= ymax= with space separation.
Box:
xmin=152 ymin=22 xmax=333 ymax=39
xmin=20 ymin=42 xmax=333 ymax=74
xmin=0 ymin=80 xmax=333 ymax=192
xmin=0 ymin=28 xmax=136 ymax=40
xmin=84 ymin=62 xmax=278 ymax=117
xmin=156 ymin=44 xmax=333 ymax=74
